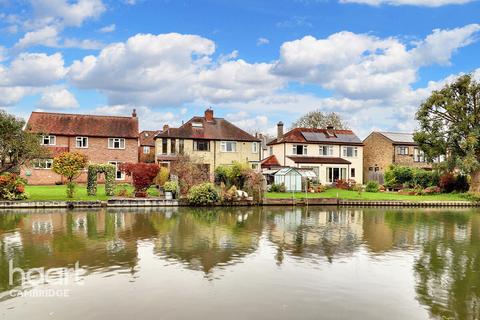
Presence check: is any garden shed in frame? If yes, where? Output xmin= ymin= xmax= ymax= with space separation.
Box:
xmin=274 ymin=168 xmax=303 ymax=192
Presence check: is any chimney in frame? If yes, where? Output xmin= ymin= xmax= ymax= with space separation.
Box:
xmin=277 ymin=121 xmax=284 ymax=139
xmin=132 ymin=109 xmax=137 ymax=117
xmin=163 ymin=124 xmax=169 ymax=132
xmin=205 ymin=108 xmax=214 ymax=122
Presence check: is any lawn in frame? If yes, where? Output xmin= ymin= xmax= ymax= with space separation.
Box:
xmin=25 ymin=184 xmax=160 ymax=201
xmin=266 ymin=188 xmax=469 ymax=202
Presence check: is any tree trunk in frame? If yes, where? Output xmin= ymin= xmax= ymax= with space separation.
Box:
xmin=469 ymin=169 xmax=480 ymax=194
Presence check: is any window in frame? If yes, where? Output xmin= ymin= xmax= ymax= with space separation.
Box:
xmin=108 ymin=138 xmax=125 ymax=149
xmin=292 ymin=144 xmax=308 ymax=155
xmin=33 ymin=159 xmax=53 ymax=169
xmin=350 ymin=168 xmax=355 ymax=178
xmin=252 ymin=142 xmax=259 ymax=154
xmin=171 ymin=139 xmax=176 ymax=154
xmin=194 ymin=140 xmax=210 ymax=151
xmin=414 ymin=148 xmax=426 ymax=162
xmin=40 ymin=135 xmax=56 ymax=146
xmin=397 ymin=146 xmax=409 ymax=155
xmin=326 ymin=167 xmax=346 ymax=183
xmin=143 ymin=146 xmax=150 ymax=154
xmin=192 ymin=122 xmax=203 ymax=128
xmin=108 ymin=161 xmax=125 ymax=180
xmin=76 ymin=137 xmax=88 ymax=148
xmin=221 ymin=141 xmax=237 ymax=152
xmin=179 ymin=139 xmax=184 ymax=154
xmin=251 ymin=163 xmax=259 ymax=170
xmin=319 ymin=145 xmax=333 ymax=156
xmin=162 ymin=138 xmax=168 ymax=154
xmin=342 ymin=146 xmax=358 ymax=157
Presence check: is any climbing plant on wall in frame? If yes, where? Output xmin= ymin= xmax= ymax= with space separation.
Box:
xmin=87 ymin=164 xmax=116 ymax=196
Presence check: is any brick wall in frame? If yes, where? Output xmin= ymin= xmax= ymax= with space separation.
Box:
xmin=362 ymin=132 xmax=394 ymax=183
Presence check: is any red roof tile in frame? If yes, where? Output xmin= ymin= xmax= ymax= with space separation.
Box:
xmin=139 ymin=130 xmax=160 ymax=146
xmin=26 ymin=112 xmax=139 ymax=138
xmin=261 ymin=155 xmax=281 ymax=168
xmin=287 ymin=156 xmax=352 ymax=165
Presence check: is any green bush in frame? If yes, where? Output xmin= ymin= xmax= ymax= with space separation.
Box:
xmin=412 ymin=169 xmax=439 ymax=188
xmin=385 ymin=165 xmax=439 ymax=189
xmin=187 ymin=183 xmax=220 ymax=205
xmin=164 ymin=181 xmax=178 ymax=193
xmin=0 ymin=173 xmax=28 ymax=200
xmin=365 ymin=180 xmax=380 ymax=192
xmin=87 ymin=164 xmax=116 ymax=196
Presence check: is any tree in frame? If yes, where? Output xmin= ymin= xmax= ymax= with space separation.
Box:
xmin=414 ymin=74 xmax=480 ymax=194
xmin=170 ymin=155 xmax=209 ymax=195
xmin=291 ymin=110 xmax=349 ymax=129
xmin=120 ymin=163 xmax=160 ymax=197
xmin=0 ymin=111 xmax=48 ymax=173
xmin=52 ymin=152 xmax=88 ymax=198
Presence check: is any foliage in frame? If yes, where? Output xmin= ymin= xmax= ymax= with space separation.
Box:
xmin=242 ymin=170 xmax=265 ymax=203
xmin=221 ymin=185 xmax=238 ymax=203
xmin=385 ymin=165 xmax=439 ymax=189
xmin=116 ymin=183 xmax=132 ymax=197
xmin=214 ymin=162 xmax=251 ymax=188
xmin=352 ymin=183 xmax=363 ymax=195
xmin=415 ymin=74 xmax=480 ymax=193
xmin=412 ymin=169 xmax=439 ymax=188
xmin=0 ymin=110 xmax=49 ymax=174
xmin=163 ymin=181 xmax=178 ymax=193
xmin=365 ymin=180 xmax=380 ymax=193
xmin=87 ymin=164 xmax=116 ymax=196
xmin=291 ymin=110 xmax=349 ymax=130
xmin=187 ymin=182 xmax=220 ymax=205
xmin=270 ymin=183 xmax=281 ymax=192
xmin=154 ymin=166 xmax=170 ymax=187
xmin=335 ymin=179 xmax=356 ymax=190
xmin=120 ymin=163 xmax=160 ymax=196
xmin=170 ymin=155 xmax=209 ymax=195
xmin=439 ymin=173 xmax=469 ymax=193
xmin=0 ymin=173 xmax=28 ymax=200
xmin=52 ymin=152 xmax=88 ymax=198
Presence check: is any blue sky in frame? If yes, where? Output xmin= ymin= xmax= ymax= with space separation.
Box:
xmin=0 ymin=0 xmax=479 ymax=138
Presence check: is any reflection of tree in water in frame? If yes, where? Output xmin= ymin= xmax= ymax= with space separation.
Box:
xmin=414 ymin=212 xmax=480 ymax=320
xmin=152 ymin=207 xmax=263 ymax=274
xmin=266 ymin=207 xmax=363 ymax=264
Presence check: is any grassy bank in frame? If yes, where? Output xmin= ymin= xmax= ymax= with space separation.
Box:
xmin=266 ymin=189 xmax=468 ymax=202
xmin=25 ymin=184 xmax=159 ymax=201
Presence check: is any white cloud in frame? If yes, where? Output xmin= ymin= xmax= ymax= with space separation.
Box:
xmin=339 ymin=0 xmax=475 ymax=6
xmin=257 ymin=37 xmax=269 ymax=46
xmin=30 ymin=0 xmax=106 ymax=27
xmin=14 ymin=25 xmax=60 ymax=49
xmin=98 ymin=24 xmax=116 ymax=33
xmin=38 ymin=88 xmax=79 ymax=109
xmin=63 ymin=38 xmax=104 ymax=49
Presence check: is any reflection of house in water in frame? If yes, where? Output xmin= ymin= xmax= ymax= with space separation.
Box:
xmin=267 ymin=208 xmax=364 ymax=263
xmin=152 ymin=208 xmax=263 ymax=275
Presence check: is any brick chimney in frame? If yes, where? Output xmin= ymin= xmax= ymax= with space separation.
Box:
xmin=163 ymin=124 xmax=169 ymax=132
xmin=205 ymin=108 xmax=214 ymax=122
xmin=277 ymin=121 xmax=284 ymax=139
xmin=132 ymin=109 xmax=137 ymax=117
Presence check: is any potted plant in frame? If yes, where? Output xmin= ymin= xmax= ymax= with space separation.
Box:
xmin=164 ymin=181 xmax=178 ymax=200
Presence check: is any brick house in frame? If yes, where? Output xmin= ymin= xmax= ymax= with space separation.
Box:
xmin=266 ymin=122 xmax=364 ymax=185
xmin=154 ymin=108 xmax=261 ymax=176
xmin=362 ymin=132 xmax=433 ymax=183
xmin=139 ymin=130 xmax=159 ymax=163
xmin=22 ymin=111 xmax=139 ymax=185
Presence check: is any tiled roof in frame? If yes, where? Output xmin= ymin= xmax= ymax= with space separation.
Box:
xmin=139 ymin=130 xmax=160 ymax=146
xmin=287 ymin=156 xmax=352 ymax=165
xmin=26 ymin=112 xmax=139 ymax=138
xmin=267 ymin=128 xmax=362 ymax=146
xmin=375 ymin=132 xmax=416 ymax=144
xmin=156 ymin=116 xmax=260 ymax=142
xmin=261 ymin=155 xmax=281 ymax=168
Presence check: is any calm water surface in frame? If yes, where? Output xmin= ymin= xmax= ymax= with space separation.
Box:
xmin=0 ymin=206 xmax=479 ymax=319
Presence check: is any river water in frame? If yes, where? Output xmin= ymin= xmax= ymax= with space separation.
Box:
xmin=0 ymin=207 xmax=479 ymax=319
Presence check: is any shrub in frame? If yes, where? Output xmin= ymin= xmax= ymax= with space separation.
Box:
xmin=116 ymin=183 xmax=132 ymax=197
xmin=412 ymin=169 xmax=439 ymax=188
xmin=187 ymin=183 xmax=220 ymax=205
xmin=214 ymin=165 xmax=231 ymax=185
xmin=384 ymin=165 xmax=413 ymax=188
xmin=163 ymin=181 xmax=178 ymax=194
xmin=315 ymin=185 xmax=327 ymax=193
xmin=336 ymin=179 xmax=356 ymax=190
xmin=243 ymin=170 xmax=264 ymax=203
xmin=278 ymin=183 xmax=286 ymax=193
xmin=120 ymin=163 xmax=160 ymax=197
xmin=352 ymin=184 xmax=363 ymax=194
xmin=154 ymin=167 xmax=170 ymax=187
xmin=87 ymin=163 xmax=116 ymax=196
xmin=170 ymin=155 xmax=209 ymax=195
xmin=423 ymin=186 xmax=441 ymax=194
xmin=221 ymin=185 xmax=238 ymax=203
xmin=52 ymin=152 xmax=88 ymax=198
xmin=0 ymin=173 xmax=28 ymax=200
xmin=365 ymin=180 xmax=380 ymax=193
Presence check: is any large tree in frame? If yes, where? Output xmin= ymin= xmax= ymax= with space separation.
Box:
xmin=414 ymin=74 xmax=480 ymax=193
xmin=0 ymin=111 xmax=47 ymax=173
xmin=291 ymin=110 xmax=349 ymax=129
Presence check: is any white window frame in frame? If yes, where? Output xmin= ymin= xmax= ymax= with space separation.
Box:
xmin=220 ymin=141 xmax=237 ymax=153
xmin=143 ymin=146 xmax=150 ymax=154
xmin=292 ymin=144 xmax=308 ymax=155
xmin=326 ymin=167 xmax=347 ymax=183
xmin=109 ymin=161 xmax=125 ymax=180
xmin=75 ymin=136 xmax=88 ymax=149
xmin=108 ymin=138 xmax=125 ymax=150
xmin=319 ymin=145 xmax=333 ymax=156
xmin=414 ymin=147 xmax=426 ymax=163
xmin=252 ymin=142 xmax=259 ymax=154
xmin=342 ymin=146 xmax=358 ymax=158
xmin=33 ymin=159 xmax=53 ymax=169
xmin=397 ymin=146 xmax=409 ymax=155
xmin=40 ymin=135 xmax=56 ymax=146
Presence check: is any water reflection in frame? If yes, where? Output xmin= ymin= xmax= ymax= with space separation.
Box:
xmin=0 ymin=207 xmax=479 ymax=319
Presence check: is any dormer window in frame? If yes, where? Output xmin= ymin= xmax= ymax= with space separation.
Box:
xmin=40 ymin=135 xmax=56 ymax=146
xmin=192 ymin=122 xmax=203 ymax=128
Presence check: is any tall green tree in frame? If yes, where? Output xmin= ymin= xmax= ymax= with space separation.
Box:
xmin=52 ymin=152 xmax=88 ymax=198
xmin=414 ymin=74 xmax=480 ymax=193
xmin=0 ymin=111 xmax=47 ymax=173
xmin=291 ymin=110 xmax=348 ymax=129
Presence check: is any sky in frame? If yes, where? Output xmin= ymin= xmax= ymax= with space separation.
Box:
xmin=0 ymin=0 xmax=479 ymax=138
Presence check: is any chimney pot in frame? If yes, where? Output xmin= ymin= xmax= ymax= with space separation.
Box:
xmin=163 ymin=124 xmax=169 ymax=132
xmin=205 ymin=108 xmax=214 ymax=121
xmin=132 ymin=109 xmax=137 ymax=117
xmin=277 ymin=121 xmax=284 ymax=139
